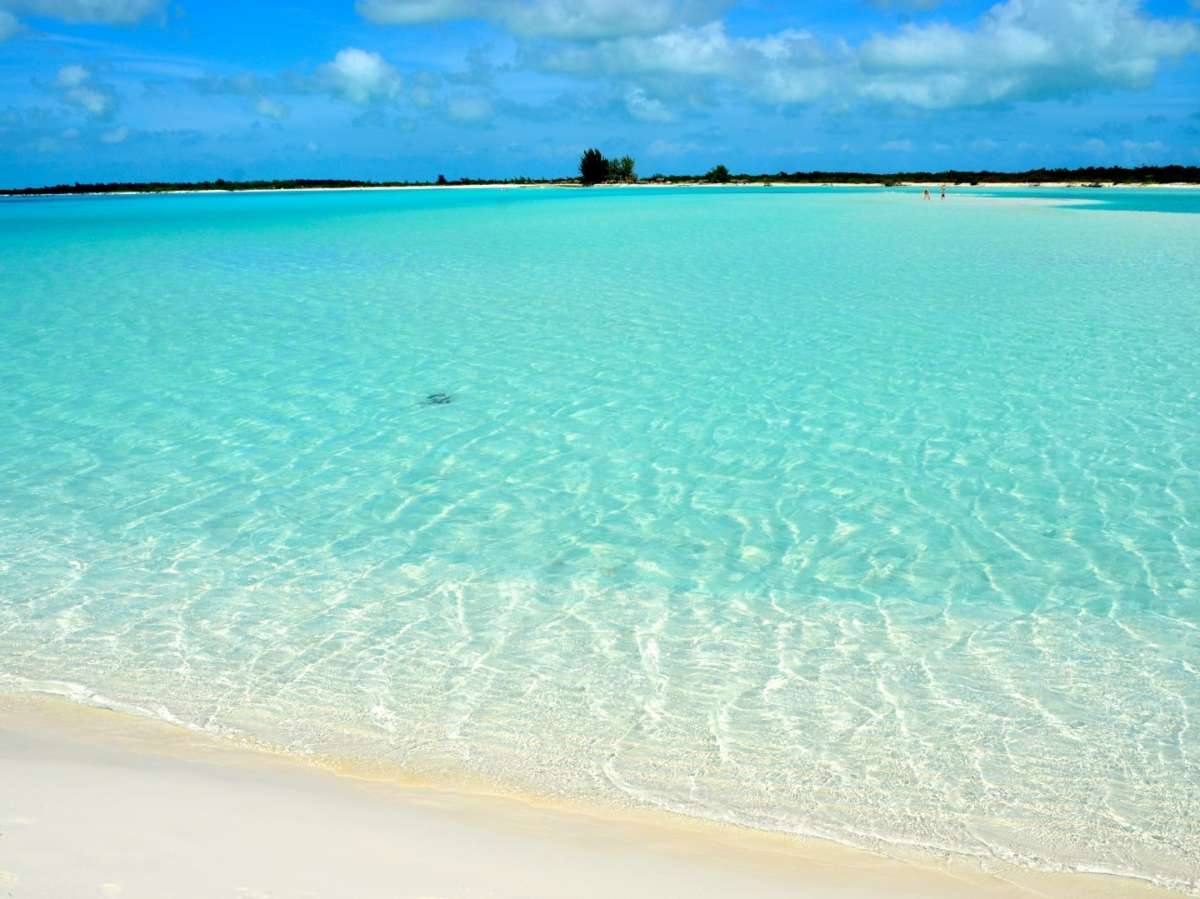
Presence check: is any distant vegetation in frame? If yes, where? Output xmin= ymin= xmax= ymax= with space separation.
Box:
xmin=578 ymin=148 xmax=637 ymax=185
xmin=657 ymin=165 xmax=1200 ymax=186
xmin=579 ymin=148 xmax=607 ymax=186
xmin=0 ymin=176 xmax=567 ymax=195
xmin=3 ymin=165 xmax=1199 ymax=196
xmin=608 ymin=155 xmax=636 ymax=183
xmin=704 ymin=164 xmax=731 ymax=183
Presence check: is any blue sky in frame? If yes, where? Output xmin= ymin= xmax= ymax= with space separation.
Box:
xmin=1 ymin=0 xmax=1198 ymax=186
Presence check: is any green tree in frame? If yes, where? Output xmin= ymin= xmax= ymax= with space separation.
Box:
xmin=580 ymin=148 xmax=608 ymax=185
xmin=705 ymin=164 xmax=730 ymax=183
xmin=607 ymin=155 xmax=636 ymax=182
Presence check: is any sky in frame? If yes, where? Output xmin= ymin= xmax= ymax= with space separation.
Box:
xmin=1 ymin=0 xmax=1199 ymax=186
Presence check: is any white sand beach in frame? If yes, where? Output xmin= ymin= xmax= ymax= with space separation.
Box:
xmin=11 ymin=181 xmax=1199 ymax=197
xmin=0 ymin=693 xmax=1176 ymax=899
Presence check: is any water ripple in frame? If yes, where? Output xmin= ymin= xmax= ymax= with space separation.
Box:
xmin=1 ymin=188 xmax=1198 ymax=891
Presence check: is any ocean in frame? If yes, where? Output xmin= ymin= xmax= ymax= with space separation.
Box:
xmin=2 ymin=185 xmax=1197 ymax=890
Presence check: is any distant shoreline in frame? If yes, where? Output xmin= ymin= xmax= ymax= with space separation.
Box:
xmin=4 ymin=166 xmax=1199 ymax=197
xmin=5 ymin=180 xmax=1200 ymax=198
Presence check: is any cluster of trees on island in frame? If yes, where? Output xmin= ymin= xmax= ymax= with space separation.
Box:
xmin=578 ymin=149 xmax=737 ymax=185
xmin=579 ymin=148 xmax=636 ymax=185
xmin=3 ymin=161 xmax=1199 ymax=195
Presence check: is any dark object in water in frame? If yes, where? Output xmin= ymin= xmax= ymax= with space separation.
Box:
xmin=425 ymin=393 xmax=452 ymax=405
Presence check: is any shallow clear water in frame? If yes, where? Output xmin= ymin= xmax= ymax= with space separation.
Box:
xmin=2 ymin=186 xmax=1198 ymax=889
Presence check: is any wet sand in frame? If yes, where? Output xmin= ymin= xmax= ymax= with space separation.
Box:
xmin=0 ymin=693 xmax=1175 ymax=899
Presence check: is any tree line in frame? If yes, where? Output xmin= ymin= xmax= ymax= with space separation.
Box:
xmin=579 ymin=148 xmax=636 ymax=185
xmin=3 ymin=164 xmax=1198 ymax=196
xmin=642 ymin=164 xmax=1200 ymax=186
xmin=0 ymin=176 xmax=567 ymax=196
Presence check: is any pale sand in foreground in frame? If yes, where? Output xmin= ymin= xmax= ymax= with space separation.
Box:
xmin=0 ymin=693 xmax=1176 ymax=899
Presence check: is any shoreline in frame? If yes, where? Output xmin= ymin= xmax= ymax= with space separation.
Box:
xmin=3 ymin=181 xmax=1200 ymax=198
xmin=0 ymin=691 xmax=1180 ymax=898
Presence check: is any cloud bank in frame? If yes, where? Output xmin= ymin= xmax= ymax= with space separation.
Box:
xmin=55 ymin=64 xmax=116 ymax=117
xmin=857 ymin=0 xmax=1200 ymax=108
xmin=527 ymin=0 xmax=1198 ymax=111
xmin=356 ymin=0 xmax=730 ymax=39
xmin=0 ymin=0 xmax=165 ymax=37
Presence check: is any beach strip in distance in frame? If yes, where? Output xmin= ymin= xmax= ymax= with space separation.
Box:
xmin=5 ymin=181 xmax=1200 ymax=197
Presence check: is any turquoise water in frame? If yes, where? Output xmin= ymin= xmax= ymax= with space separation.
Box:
xmin=2 ymin=186 xmax=1198 ymax=889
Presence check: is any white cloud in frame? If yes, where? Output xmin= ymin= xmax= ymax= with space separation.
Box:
xmin=869 ymin=0 xmax=945 ymax=9
xmin=882 ymin=138 xmax=915 ymax=151
xmin=54 ymin=64 xmax=116 ymax=117
xmin=356 ymin=0 xmax=484 ymax=25
xmin=99 ymin=124 xmax=128 ymax=143
xmin=543 ymin=22 xmax=739 ymax=77
xmin=646 ymin=137 xmax=699 ymax=155
xmin=1 ymin=0 xmax=164 ymax=24
xmin=624 ymin=86 xmax=674 ymax=122
xmin=446 ymin=95 xmax=492 ymax=122
xmin=56 ymin=63 xmax=89 ymax=87
xmin=254 ymin=96 xmax=288 ymax=120
xmin=1077 ymin=138 xmax=1173 ymax=165
xmin=357 ymin=0 xmax=729 ymax=39
xmin=319 ymin=47 xmax=403 ymax=104
xmin=409 ymin=70 xmax=439 ymax=108
xmin=197 ymin=72 xmax=263 ymax=96
xmin=523 ymin=0 xmax=1199 ymax=113
xmin=410 ymin=84 xmax=435 ymax=108
xmin=538 ymin=21 xmax=833 ymax=105
xmin=0 ymin=9 xmax=19 ymax=39
xmin=1119 ymin=137 xmax=1166 ymax=161
xmin=198 ymin=52 xmax=408 ymax=113
xmin=856 ymin=0 xmax=1200 ymax=108
xmin=505 ymin=0 xmax=725 ymax=39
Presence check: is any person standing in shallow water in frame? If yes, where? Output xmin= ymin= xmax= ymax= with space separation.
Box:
xmin=940 ymin=185 xmax=946 ymax=199
xmin=923 ymin=189 xmax=931 ymax=200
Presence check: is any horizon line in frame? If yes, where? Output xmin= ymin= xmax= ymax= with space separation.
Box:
xmin=5 ymin=163 xmax=1200 ymax=195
